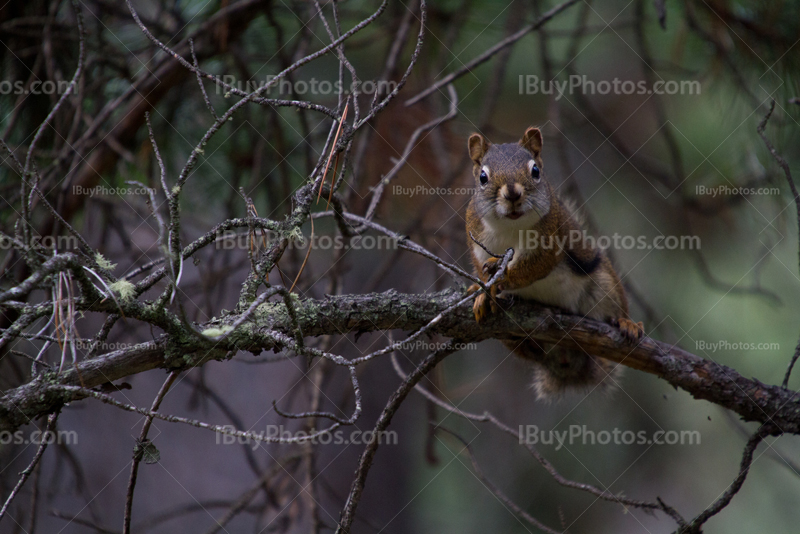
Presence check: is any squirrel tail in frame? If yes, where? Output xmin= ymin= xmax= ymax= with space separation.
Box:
xmin=502 ymin=339 xmax=622 ymax=400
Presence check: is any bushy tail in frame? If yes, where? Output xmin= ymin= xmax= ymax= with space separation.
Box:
xmin=502 ymin=338 xmax=622 ymax=400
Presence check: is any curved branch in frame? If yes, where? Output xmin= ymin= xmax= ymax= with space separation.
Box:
xmin=335 ymin=345 xmax=458 ymax=533
xmin=682 ymin=425 xmax=771 ymax=533
xmin=436 ymin=427 xmax=562 ymax=534
xmin=404 ymin=0 xmax=579 ymax=106
xmin=390 ymin=352 xmax=687 ymax=526
xmin=757 ymin=100 xmax=800 ymax=388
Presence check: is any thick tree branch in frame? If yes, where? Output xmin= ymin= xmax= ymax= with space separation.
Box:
xmin=1 ymin=289 xmax=797 ymax=435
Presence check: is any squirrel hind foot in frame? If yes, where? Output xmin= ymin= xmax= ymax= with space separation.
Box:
xmin=616 ymin=318 xmax=645 ymax=342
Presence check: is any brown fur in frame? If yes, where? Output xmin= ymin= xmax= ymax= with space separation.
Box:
xmin=465 ymin=127 xmax=643 ymax=399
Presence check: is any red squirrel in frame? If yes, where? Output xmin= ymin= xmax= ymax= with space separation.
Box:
xmin=465 ymin=127 xmax=643 ymax=398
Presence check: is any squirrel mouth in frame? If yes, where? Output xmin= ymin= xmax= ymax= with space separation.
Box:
xmin=506 ymin=211 xmax=523 ymax=220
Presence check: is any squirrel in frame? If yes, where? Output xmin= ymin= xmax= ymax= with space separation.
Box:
xmin=465 ymin=126 xmax=644 ymax=399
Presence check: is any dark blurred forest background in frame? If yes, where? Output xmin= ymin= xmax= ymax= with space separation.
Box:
xmin=1 ymin=0 xmax=800 ymax=533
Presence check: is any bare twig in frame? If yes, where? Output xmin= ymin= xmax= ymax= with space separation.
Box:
xmin=390 ymin=352 xmax=687 ymax=526
xmin=683 ymin=425 xmax=772 ymax=532
xmin=273 ymin=365 xmax=361 ymax=425
xmin=47 ymin=385 xmax=351 ymax=445
xmin=189 ymin=38 xmax=219 ymax=120
xmin=757 ymin=100 xmax=800 ymax=388
xmin=436 ymin=427 xmax=562 ymax=534
xmin=335 ymin=344 xmax=460 ymax=533
xmin=361 ymin=84 xmax=458 ymax=224
xmin=0 ymin=413 xmax=58 ymax=523
xmin=404 ymin=0 xmax=579 ymax=106
xmin=201 ymin=454 xmax=303 ymax=534
xmin=123 ymin=371 xmax=180 ymax=534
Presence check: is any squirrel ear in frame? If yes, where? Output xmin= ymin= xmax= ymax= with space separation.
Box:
xmin=520 ymin=127 xmax=543 ymax=158
xmin=468 ymin=133 xmax=490 ymax=164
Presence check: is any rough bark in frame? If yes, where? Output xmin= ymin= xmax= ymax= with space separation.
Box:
xmin=1 ymin=288 xmax=795 ymax=435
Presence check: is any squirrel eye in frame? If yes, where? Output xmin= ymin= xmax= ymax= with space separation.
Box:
xmin=479 ymin=170 xmax=488 ymax=186
xmin=531 ymin=164 xmax=540 ymax=180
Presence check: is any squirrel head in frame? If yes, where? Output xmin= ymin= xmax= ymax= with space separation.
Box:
xmin=468 ymin=127 xmax=552 ymax=225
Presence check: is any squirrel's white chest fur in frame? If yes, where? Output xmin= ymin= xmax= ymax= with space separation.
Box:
xmin=473 ymin=214 xmax=593 ymax=316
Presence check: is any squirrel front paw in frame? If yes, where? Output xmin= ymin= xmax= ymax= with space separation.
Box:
xmin=471 ymin=259 xmax=506 ymax=323
xmin=482 ymin=257 xmax=501 ymax=279
xmin=616 ymin=318 xmax=644 ymax=342
xmin=472 ymin=287 xmax=501 ymax=322
xmin=482 ymin=257 xmax=509 ymax=293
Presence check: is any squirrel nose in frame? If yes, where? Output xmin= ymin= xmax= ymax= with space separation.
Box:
xmin=503 ymin=188 xmax=521 ymax=202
